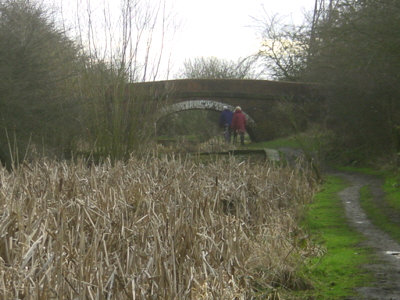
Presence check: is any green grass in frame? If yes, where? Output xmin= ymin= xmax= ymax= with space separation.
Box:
xmin=338 ymin=167 xmax=400 ymax=211
xmin=294 ymin=176 xmax=373 ymax=299
xmin=336 ymin=165 xmax=382 ymax=176
xmin=335 ymin=167 xmax=400 ymax=243
xmin=247 ymin=133 xmax=326 ymax=153
xmin=360 ymin=185 xmax=400 ymax=244
xmin=383 ymin=174 xmax=400 ymax=212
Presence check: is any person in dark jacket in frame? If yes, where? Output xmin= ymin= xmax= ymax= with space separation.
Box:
xmin=231 ymin=106 xmax=246 ymax=145
xmin=219 ymin=106 xmax=233 ymax=143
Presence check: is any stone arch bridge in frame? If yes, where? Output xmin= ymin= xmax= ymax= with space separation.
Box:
xmin=130 ymin=79 xmax=320 ymax=141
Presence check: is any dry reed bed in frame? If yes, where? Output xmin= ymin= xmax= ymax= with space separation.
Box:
xmin=0 ymin=155 xmax=318 ymax=299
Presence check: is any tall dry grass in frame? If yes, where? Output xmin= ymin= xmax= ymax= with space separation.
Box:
xmin=0 ymin=154 xmax=318 ymax=299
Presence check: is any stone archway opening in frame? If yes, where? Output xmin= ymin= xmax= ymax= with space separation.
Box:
xmin=156 ymin=99 xmax=257 ymax=141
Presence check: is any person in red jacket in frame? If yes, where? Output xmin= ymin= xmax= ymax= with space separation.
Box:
xmin=231 ymin=106 xmax=246 ymax=145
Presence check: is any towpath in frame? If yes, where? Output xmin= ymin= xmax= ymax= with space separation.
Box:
xmin=330 ymin=171 xmax=400 ymax=300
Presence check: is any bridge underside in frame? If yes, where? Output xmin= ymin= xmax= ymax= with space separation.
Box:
xmin=131 ymin=79 xmax=320 ymax=142
xmin=157 ymin=99 xmax=257 ymax=141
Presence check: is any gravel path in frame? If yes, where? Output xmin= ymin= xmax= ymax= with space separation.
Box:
xmin=333 ymin=171 xmax=400 ymax=300
xmin=276 ymin=147 xmax=400 ymax=298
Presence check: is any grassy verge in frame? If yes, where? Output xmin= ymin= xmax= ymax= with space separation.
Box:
xmin=360 ymin=184 xmax=400 ymax=244
xmin=293 ymin=175 xmax=372 ymax=299
xmin=383 ymin=174 xmax=400 ymax=212
xmin=338 ymin=166 xmax=400 ymax=243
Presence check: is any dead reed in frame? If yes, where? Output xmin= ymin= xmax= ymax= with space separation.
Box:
xmin=0 ymin=154 xmax=318 ymax=299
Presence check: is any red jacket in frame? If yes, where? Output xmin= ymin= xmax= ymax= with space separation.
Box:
xmin=232 ymin=110 xmax=246 ymax=132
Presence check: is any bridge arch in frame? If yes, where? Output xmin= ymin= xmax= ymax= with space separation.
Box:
xmin=156 ymin=99 xmax=257 ymax=141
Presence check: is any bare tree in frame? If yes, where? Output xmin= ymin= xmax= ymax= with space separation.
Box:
xmin=253 ymin=12 xmax=311 ymax=81
xmin=66 ymin=0 xmax=176 ymax=82
xmin=68 ymin=0 xmax=178 ymax=158
xmin=179 ymin=56 xmax=259 ymax=79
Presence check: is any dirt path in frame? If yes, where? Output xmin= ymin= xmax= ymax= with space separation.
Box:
xmin=276 ymin=147 xmax=400 ymax=298
xmin=332 ymin=171 xmax=400 ymax=300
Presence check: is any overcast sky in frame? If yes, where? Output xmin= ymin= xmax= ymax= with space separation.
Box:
xmin=172 ymin=0 xmax=315 ymax=62
xmin=166 ymin=0 xmax=316 ymax=77
xmin=46 ymin=0 xmax=316 ymax=79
